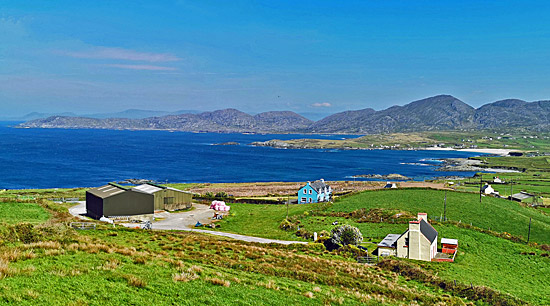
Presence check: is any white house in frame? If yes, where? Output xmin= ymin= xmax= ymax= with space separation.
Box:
xmin=392 ymin=213 xmax=438 ymax=262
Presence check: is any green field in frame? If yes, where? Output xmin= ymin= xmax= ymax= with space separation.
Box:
xmin=268 ymin=131 xmax=550 ymax=151
xmin=0 ymin=202 xmax=50 ymax=224
xmin=2 ymin=180 xmax=550 ymax=304
xmin=0 ymin=217 xmax=476 ymax=306
xmin=214 ymin=188 xmax=550 ymax=304
xmin=216 ymin=203 xmax=316 ymax=240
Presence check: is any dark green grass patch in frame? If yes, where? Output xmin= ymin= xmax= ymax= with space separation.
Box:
xmin=215 ymin=203 xmax=316 ymax=240
xmin=0 ymin=202 xmax=49 ymax=224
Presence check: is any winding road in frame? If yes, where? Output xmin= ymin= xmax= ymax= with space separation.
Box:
xmin=68 ymin=202 xmax=306 ymax=245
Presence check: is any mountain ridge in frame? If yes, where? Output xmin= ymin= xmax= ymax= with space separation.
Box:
xmin=18 ymin=95 xmax=550 ymax=133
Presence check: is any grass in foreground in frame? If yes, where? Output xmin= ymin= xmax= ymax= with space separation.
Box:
xmin=0 ymin=224 xmax=476 ymax=306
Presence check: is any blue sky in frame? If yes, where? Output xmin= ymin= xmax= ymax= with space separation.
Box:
xmin=1 ymin=1 xmax=550 ymax=117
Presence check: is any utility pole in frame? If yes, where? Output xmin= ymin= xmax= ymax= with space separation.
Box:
xmin=527 ymin=217 xmax=532 ymax=243
xmin=286 ymin=195 xmax=289 ymax=220
xmin=444 ymin=189 xmax=447 ymax=221
xmin=510 ymin=178 xmax=514 ymax=201
xmin=479 ymin=174 xmax=483 ymax=203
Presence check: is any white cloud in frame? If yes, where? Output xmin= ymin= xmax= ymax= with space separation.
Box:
xmin=62 ymin=47 xmax=180 ymax=62
xmin=310 ymin=102 xmax=332 ymax=107
xmin=105 ymin=64 xmax=177 ymax=71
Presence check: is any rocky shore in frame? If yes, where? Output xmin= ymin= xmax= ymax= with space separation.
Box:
xmin=351 ymin=173 xmax=411 ymax=180
xmin=436 ymin=158 xmax=520 ymax=173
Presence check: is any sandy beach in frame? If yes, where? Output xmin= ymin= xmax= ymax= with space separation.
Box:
xmin=425 ymin=147 xmax=518 ymax=156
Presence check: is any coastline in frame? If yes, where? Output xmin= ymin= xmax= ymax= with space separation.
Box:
xmin=424 ymin=147 xmax=516 ymax=156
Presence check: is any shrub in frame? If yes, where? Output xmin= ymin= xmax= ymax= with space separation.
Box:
xmin=214 ymin=192 xmax=228 ymax=198
xmin=295 ymin=228 xmax=314 ymax=240
xmin=279 ymin=219 xmax=296 ymax=231
xmin=330 ymin=225 xmax=363 ymax=246
xmin=323 ymin=239 xmax=341 ymax=251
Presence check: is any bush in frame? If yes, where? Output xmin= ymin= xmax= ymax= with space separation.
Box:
xmin=279 ymin=219 xmax=296 ymax=231
xmin=295 ymin=228 xmax=313 ymax=240
xmin=323 ymin=238 xmax=341 ymax=251
xmin=330 ymin=224 xmax=363 ymax=246
xmin=318 ymin=230 xmax=330 ymax=238
xmin=214 ymin=192 xmax=228 ymax=198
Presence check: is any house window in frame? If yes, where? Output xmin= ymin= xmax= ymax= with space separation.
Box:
xmin=309 ymin=189 xmax=312 ymax=194
xmin=164 ymin=197 xmax=175 ymax=205
xmin=300 ymin=197 xmax=306 ymax=203
xmin=309 ymin=198 xmax=313 ymax=203
xmin=404 ymin=237 xmax=409 ymax=247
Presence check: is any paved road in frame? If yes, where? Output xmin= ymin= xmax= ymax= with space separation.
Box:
xmin=68 ymin=202 xmax=306 ymax=245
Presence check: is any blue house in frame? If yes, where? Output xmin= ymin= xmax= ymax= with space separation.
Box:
xmin=298 ymin=179 xmax=332 ymax=204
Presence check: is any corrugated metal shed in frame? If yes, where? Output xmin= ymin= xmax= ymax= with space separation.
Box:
xmin=441 ymin=238 xmax=458 ymax=245
xmin=378 ymin=234 xmax=401 ymax=248
xmin=87 ymin=184 xmax=126 ymax=199
xmin=132 ymin=184 xmax=164 ymax=194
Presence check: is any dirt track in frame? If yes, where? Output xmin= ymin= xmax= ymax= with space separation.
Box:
xmin=188 ymin=181 xmax=449 ymax=197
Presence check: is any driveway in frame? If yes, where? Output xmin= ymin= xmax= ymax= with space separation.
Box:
xmin=68 ymin=202 xmax=306 ymax=245
xmin=68 ymin=201 xmax=89 ymax=220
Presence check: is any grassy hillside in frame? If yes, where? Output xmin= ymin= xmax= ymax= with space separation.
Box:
xmin=0 ymin=198 xmax=492 ymax=306
xmin=216 ymin=188 xmax=550 ymax=304
xmin=2 ymin=186 xmax=548 ymax=304
xmin=263 ymin=131 xmax=550 ymax=151
xmin=327 ymin=189 xmax=550 ymax=245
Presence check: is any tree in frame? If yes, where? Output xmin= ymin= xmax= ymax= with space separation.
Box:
xmin=330 ymin=224 xmax=363 ymax=246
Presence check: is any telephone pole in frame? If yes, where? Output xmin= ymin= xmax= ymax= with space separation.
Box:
xmin=286 ymin=195 xmax=289 ymax=220
xmin=527 ymin=217 xmax=532 ymax=243
xmin=479 ymin=175 xmax=483 ymax=203
xmin=444 ymin=189 xmax=447 ymax=221
xmin=510 ymin=178 xmax=513 ymax=201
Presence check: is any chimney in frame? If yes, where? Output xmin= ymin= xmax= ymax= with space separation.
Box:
xmin=417 ymin=212 xmax=427 ymax=221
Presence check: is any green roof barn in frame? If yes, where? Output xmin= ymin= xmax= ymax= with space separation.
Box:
xmin=86 ymin=183 xmax=154 ymax=221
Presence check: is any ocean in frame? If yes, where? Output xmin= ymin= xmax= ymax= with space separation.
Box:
xmin=0 ymin=122 xmax=483 ymax=189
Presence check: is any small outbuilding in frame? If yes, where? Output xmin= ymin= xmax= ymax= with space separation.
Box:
xmin=384 ymin=182 xmax=397 ymax=189
xmin=481 ymin=183 xmax=495 ymax=195
xmin=377 ymin=234 xmax=400 ymax=257
xmin=131 ymin=183 xmax=193 ymax=211
xmin=509 ymin=191 xmax=534 ymax=202
xmin=441 ymin=238 xmax=458 ymax=254
xmin=86 ymin=183 xmax=154 ymax=221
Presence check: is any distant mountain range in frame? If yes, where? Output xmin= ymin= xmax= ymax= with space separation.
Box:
xmin=17 ymin=95 xmax=550 ymax=133
xmin=4 ymin=109 xmax=201 ymax=121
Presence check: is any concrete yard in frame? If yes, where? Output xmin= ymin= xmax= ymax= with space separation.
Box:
xmin=68 ymin=202 xmax=306 ymax=245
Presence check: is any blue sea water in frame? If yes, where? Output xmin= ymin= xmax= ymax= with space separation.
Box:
xmin=0 ymin=122 xmax=483 ymax=189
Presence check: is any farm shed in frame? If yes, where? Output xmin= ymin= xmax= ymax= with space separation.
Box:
xmin=86 ymin=183 xmax=154 ymax=221
xmin=132 ymin=183 xmax=193 ymax=211
xmin=377 ymin=234 xmax=400 ymax=256
xmin=441 ymin=238 xmax=458 ymax=254
xmin=509 ymin=192 xmax=534 ymax=202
